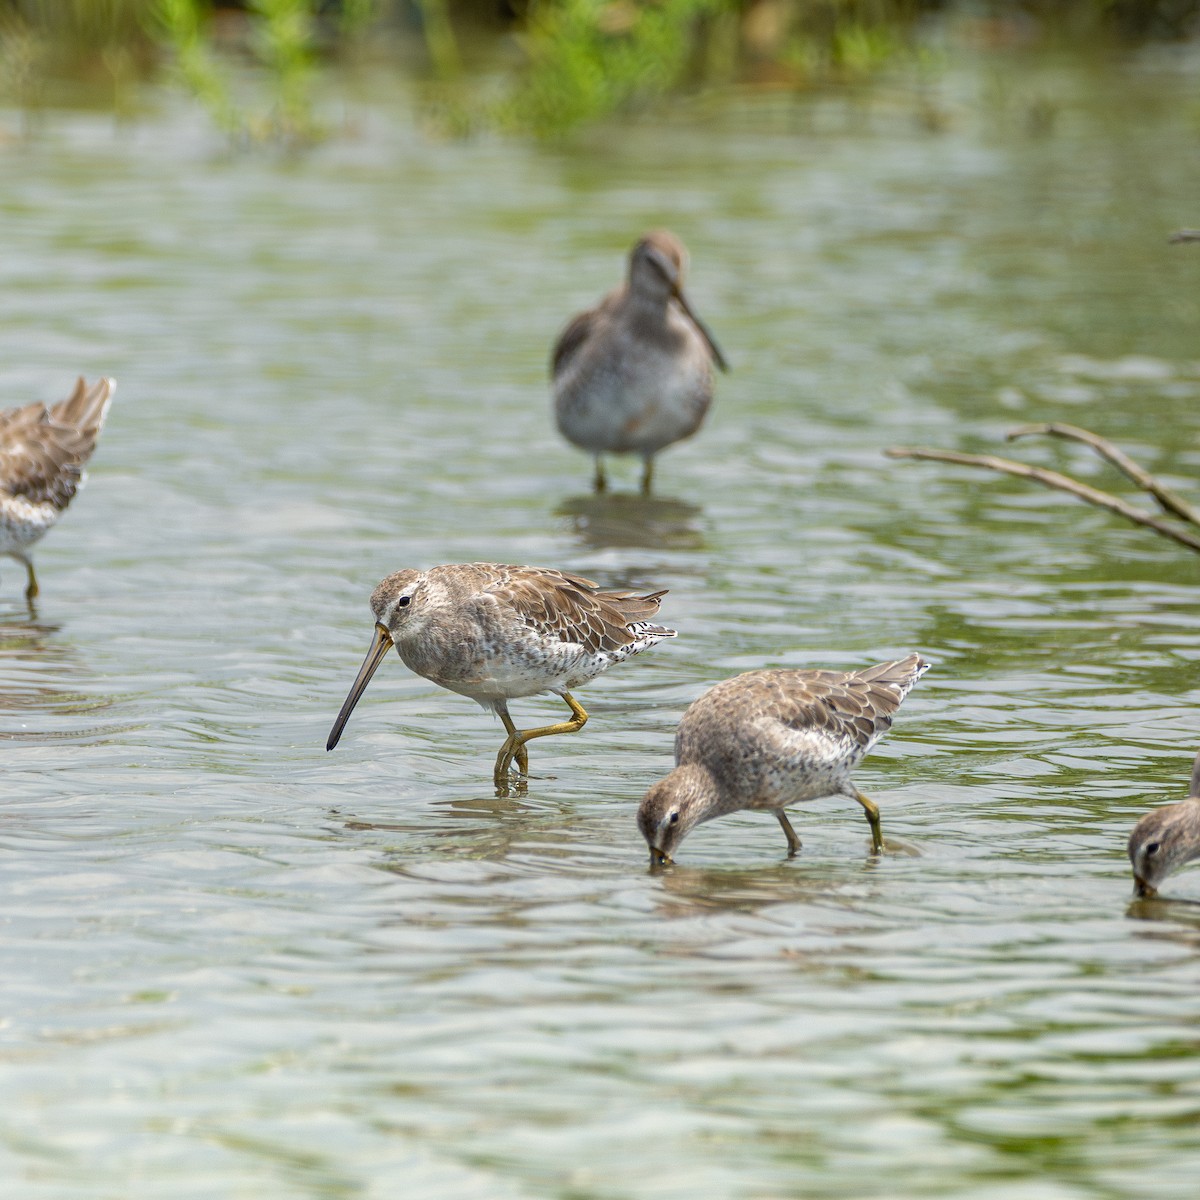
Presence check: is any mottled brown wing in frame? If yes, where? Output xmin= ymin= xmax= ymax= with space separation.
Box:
xmin=596 ymin=587 xmax=670 ymax=627
xmin=850 ymin=654 xmax=929 ymax=718
xmin=773 ymin=655 xmax=927 ymax=753
xmin=51 ymin=375 xmax=113 ymax=433
xmin=0 ymin=378 xmax=113 ymax=510
xmin=550 ymin=308 xmax=599 ymax=378
xmin=852 ymin=654 xmax=928 ymax=688
xmin=550 ymin=289 xmax=624 ymax=379
xmin=488 ymin=566 xmax=669 ymax=655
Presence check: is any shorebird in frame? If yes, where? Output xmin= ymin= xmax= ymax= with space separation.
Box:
xmin=552 ymin=230 xmax=728 ymax=495
xmin=326 ymin=563 xmax=676 ymax=790
xmin=639 ymin=654 xmax=930 ymax=865
xmin=1128 ymin=752 xmax=1200 ymax=898
xmin=0 ymin=377 xmax=115 ymax=602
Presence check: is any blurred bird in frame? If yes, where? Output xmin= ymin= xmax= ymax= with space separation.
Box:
xmin=0 ymin=377 xmax=115 ymax=602
xmin=1128 ymin=752 xmax=1200 ymax=898
xmin=552 ymin=231 xmax=727 ymax=495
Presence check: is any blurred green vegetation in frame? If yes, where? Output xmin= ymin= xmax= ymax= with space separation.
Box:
xmin=0 ymin=0 xmax=1197 ymax=142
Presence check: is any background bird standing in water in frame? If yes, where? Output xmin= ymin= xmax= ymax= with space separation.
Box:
xmin=552 ymin=231 xmax=728 ymax=495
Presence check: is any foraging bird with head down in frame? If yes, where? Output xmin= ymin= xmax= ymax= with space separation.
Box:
xmin=552 ymin=230 xmax=728 ymax=495
xmin=0 ymin=377 xmax=115 ymax=602
xmin=639 ymin=654 xmax=929 ymax=866
xmin=1128 ymin=752 xmax=1200 ymax=899
xmin=327 ymin=562 xmax=676 ymax=791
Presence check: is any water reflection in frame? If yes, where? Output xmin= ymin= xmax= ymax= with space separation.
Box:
xmin=648 ymin=860 xmax=848 ymax=917
xmin=0 ymin=604 xmax=70 ymax=714
xmin=0 ymin=604 xmax=117 ymax=730
xmin=9 ymin=57 xmax=1200 ymax=1200
xmin=1125 ymin=894 xmax=1200 ymax=953
xmin=556 ymin=492 xmax=706 ymax=552
xmin=1127 ymin=893 xmax=1200 ymax=923
xmin=0 ymin=603 xmax=62 ymax=648
xmin=341 ymin=790 xmax=578 ymax=861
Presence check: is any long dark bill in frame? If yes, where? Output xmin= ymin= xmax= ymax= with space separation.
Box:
xmin=673 ymin=286 xmax=729 ymax=374
xmin=326 ymin=623 xmax=394 ymax=751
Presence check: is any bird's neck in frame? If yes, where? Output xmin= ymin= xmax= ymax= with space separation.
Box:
xmin=671 ymin=762 xmax=725 ymax=820
xmin=624 ymin=280 xmax=673 ymax=321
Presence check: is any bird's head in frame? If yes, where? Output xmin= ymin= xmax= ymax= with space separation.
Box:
xmin=326 ymin=569 xmax=425 ymax=752
xmin=1128 ymin=799 xmax=1200 ymax=898
xmin=637 ymin=764 xmax=719 ymax=867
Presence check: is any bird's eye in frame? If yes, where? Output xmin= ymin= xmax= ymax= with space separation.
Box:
xmin=669 ymin=812 xmax=679 ymax=825
xmin=1145 ymin=841 xmax=1161 ymax=857
xmin=397 ymin=596 xmax=411 ymax=608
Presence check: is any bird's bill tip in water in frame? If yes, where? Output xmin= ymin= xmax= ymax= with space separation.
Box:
xmin=649 ymin=846 xmax=674 ymax=868
xmin=1133 ymin=874 xmax=1157 ymax=899
xmin=326 ymin=622 xmax=394 ymax=751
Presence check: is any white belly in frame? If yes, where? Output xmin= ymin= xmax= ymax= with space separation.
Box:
xmin=0 ymin=497 xmax=57 ymax=555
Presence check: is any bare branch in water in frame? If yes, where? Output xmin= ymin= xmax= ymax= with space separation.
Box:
xmin=884 ymin=445 xmax=1200 ymax=554
xmin=1168 ymin=229 xmax=1200 ymax=243
xmin=1006 ymin=422 xmax=1200 ymax=527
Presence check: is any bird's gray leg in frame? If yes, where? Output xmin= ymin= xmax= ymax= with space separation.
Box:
xmin=640 ymin=455 xmax=654 ymax=496
xmin=18 ymin=554 xmax=38 ymax=601
xmin=775 ymin=810 xmax=802 ymax=856
xmin=848 ymin=786 xmax=884 ymax=854
xmin=593 ymin=455 xmax=607 ymax=493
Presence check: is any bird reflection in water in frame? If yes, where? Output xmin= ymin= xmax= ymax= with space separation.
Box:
xmin=556 ymin=491 xmax=706 ymax=553
xmin=339 ymin=790 xmax=578 ymax=866
xmin=0 ymin=604 xmax=113 ymax=731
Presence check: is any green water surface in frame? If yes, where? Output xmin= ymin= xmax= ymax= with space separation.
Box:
xmin=2 ymin=50 xmax=1200 ymax=1199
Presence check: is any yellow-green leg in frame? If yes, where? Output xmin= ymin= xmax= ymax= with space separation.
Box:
xmin=775 ymin=810 xmax=802 ymax=856
xmin=493 ymin=693 xmax=589 ymax=791
xmin=495 ymin=707 xmax=529 ymax=789
xmin=850 ymin=786 xmax=884 ymax=854
xmin=593 ymin=456 xmax=607 ymax=493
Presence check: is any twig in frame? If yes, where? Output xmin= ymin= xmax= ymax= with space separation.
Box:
xmin=884 ymin=446 xmax=1200 ymax=554
xmin=1169 ymin=230 xmax=1200 ymax=244
xmin=1006 ymin=422 xmax=1200 ymax=527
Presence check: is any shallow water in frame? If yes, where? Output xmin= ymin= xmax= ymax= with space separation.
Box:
xmin=3 ymin=49 xmax=1200 ymax=1198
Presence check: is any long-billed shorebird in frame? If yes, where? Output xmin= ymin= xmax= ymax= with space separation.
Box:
xmin=327 ymin=563 xmax=676 ymax=790
xmin=1128 ymin=752 xmax=1200 ymax=898
xmin=639 ymin=654 xmax=930 ymax=865
xmin=552 ymin=230 xmax=728 ymax=495
xmin=0 ymin=377 xmax=114 ymax=602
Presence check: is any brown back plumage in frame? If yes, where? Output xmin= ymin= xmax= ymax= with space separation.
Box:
xmin=485 ymin=564 xmax=674 ymax=656
xmin=675 ymin=653 xmax=928 ymax=770
xmin=774 ymin=654 xmax=929 ymax=752
xmin=0 ymin=377 xmax=114 ymax=511
xmin=550 ymin=295 xmax=618 ymax=379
